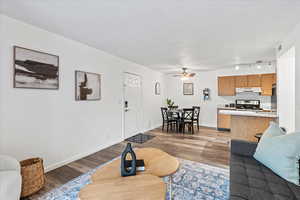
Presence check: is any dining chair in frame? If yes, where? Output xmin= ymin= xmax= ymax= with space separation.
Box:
xmin=161 ymin=107 xmax=178 ymax=132
xmin=168 ymin=105 xmax=179 ymax=110
xmin=192 ymin=106 xmax=200 ymax=131
xmin=182 ymin=108 xmax=195 ymax=134
xmin=168 ymin=105 xmax=179 ymax=119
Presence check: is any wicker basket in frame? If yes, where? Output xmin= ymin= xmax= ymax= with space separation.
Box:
xmin=20 ymin=157 xmax=45 ymax=197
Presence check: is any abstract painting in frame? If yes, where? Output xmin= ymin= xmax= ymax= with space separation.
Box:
xmin=14 ymin=46 xmax=59 ymax=89
xmin=75 ymin=71 xmax=101 ymax=101
xmin=183 ymin=83 xmax=194 ymax=95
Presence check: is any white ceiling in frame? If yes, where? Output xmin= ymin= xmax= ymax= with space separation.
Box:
xmin=1 ymin=0 xmax=300 ymax=72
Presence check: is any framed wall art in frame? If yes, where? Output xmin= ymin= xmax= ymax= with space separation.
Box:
xmin=14 ymin=46 xmax=59 ymax=89
xmin=183 ymin=83 xmax=194 ymax=95
xmin=155 ymin=82 xmax=160 ymax=95
xmin=75 ymin=70 xmax=101 ymax=101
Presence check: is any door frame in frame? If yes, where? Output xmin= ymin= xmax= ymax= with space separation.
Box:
xmin=122 ymin=71 xmax=143 ymax=140
xmin=277 ymin=46 xmax=296 ymax=132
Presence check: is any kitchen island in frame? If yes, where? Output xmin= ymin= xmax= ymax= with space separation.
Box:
xmin=219 ymin=110 xmax=277 ymax=142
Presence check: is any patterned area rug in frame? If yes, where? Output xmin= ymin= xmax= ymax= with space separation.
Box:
xmin=39 ymin=159 xmax=229 ymax=200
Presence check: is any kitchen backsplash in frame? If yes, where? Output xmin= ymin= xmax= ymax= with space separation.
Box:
xmin=220 ymin=93 xmax=272 ymax=110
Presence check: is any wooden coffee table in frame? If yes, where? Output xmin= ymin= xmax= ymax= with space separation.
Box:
xmin=91 ymin=148 xmax=179 ymax=182
xmin=79 ymin=174 xmax=166 ymax=200
xmin=79 ymin=148 xmax=179 ymax=200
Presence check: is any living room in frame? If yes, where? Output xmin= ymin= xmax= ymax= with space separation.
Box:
xmin=1 ymin=1 xmax=300 ymax=200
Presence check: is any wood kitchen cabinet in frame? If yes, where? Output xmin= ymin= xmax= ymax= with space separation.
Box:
xmin=235 ymin=76 xmax=248 ymax=88
xmin=218 ymin=76 xmax=235 ymax=96
xmin=261 ymin=73 xmax=275 ymax=96
xmin=247 ymin=75 xmax=261 ymax=87
xmin=217 ymin=111 xmax=231 ymax=131
xmin=272 ymin=73 xmax=277 ymax=85
xmin=235 ymin=74 xmax=261 ymax=88
xmin=218 ymin=73 xmax=275 ymax=96
xmin=231 ymin=115 xmax=275 ymax=142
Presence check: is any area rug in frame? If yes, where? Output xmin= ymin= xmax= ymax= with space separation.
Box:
xmin=125 ymin=133 xmax=155 ymax=144
xmin=39 ymin=159 xmax=229 ymax=200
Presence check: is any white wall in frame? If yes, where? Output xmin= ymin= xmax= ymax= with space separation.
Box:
xmin=0 ymin=15 xmax=4 ymax=154
xmin=0 ymin=15 xmax=165 ymax=171
xmin=277 ymin=47 xmax=295 ymax=132
xmin=165 ymin=65 xmax=276 ymax=128
xmin=277 ymin=21 xmax=300 ymax=132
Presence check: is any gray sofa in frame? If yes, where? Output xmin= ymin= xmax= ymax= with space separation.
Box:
xmin=230 ymin=140 xmax=300 ymax=200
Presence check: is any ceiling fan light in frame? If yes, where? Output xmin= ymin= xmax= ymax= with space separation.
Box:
xmin=181 ymin=76 xmax=189 ymax=81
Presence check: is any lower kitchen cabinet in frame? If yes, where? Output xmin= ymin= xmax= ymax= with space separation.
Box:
xmin=217 ymin=110 xmax=231 ymax=131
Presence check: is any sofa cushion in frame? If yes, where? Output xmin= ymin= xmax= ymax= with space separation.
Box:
xmin=230 ymin=153 xmax=300 ymax=200
xmin=254 ymin=131 xmax=300 ymax=185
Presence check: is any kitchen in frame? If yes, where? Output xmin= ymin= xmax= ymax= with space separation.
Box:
xmin=164 ymin=63 xmax=277 ymax=141
xmin=217 ymin=73 xmax=277 ymax=142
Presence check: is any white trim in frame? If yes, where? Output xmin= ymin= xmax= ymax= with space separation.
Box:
xmin=44 ymin=138 xmax=123 ymax=172
xmin=142 ymin=123 xmax=162 ymax=133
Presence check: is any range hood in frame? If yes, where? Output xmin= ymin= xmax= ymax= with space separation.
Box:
xmin=236 ymin=87 xmax=262 ymax=93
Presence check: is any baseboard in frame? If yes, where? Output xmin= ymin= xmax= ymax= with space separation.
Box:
xmin=201 ymin=125 xmax=217 ymax=129
xmin=217 ymin=128 xmax=230 ymax=132
xmin=44 ymin=138 xmax=123 ymax=172
xmin=199 ymin=123 xmax=217 ymax=129
xmin=142 ymin=123 xmax=161 ymax=133
xmin=144 ymin=123 xmax=217 ymax=131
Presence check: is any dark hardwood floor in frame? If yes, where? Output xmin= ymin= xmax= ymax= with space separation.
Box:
xmin=27 ymin=126 xmax=230 ymax=199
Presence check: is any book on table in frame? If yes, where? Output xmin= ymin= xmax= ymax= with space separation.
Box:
xmin=125 ymin=159 xmax=145 ymax=171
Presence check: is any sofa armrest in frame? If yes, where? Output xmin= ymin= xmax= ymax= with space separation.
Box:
xmin=231 ymin=139 xmax=258 ymax=157
xmin=0 ymin=155 xmax=20 ymax=172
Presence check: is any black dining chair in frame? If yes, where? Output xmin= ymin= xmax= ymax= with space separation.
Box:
xmin=161 ymin=107 xmax=178 ymax=132
xmin=168 ymin=105 xmax=179 ymax=110
xmin=182 ymin=108 xmax=195 ymax=134
xmin=192 ymin=106 xmax=200 ymax=131
xmin=168 ymin=105 xmax=179 ymax=119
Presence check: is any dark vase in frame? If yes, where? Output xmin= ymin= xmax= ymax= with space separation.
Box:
xmin=121 ymin=143 xmax=136 ymax=177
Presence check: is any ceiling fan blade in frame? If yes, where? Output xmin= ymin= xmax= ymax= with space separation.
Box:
xmin=187 ymin=73 xmax=196 ymax=77
xmin=172 ymin=74 xmax=183 ymax=77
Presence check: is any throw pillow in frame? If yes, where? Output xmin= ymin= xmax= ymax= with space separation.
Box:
xmin=254 ymin=128 xmax=300 ymax=185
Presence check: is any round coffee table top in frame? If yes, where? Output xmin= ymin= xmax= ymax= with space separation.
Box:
xmin=79 ymin=174 xmax=166 ymax=200
xmin=91 ymin=147 xmax=179 ymax=182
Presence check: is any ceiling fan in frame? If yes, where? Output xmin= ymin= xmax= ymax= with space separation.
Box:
xmin=171 ymin=68 xmax=196 ymax=80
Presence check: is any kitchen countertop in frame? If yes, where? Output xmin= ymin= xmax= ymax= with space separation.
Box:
xmin=219 ymin=109 xmax=277 ymax=118
xmin=217 ymin=106 xmax=236 ymax=110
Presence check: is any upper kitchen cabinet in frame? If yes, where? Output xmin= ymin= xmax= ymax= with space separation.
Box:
xmin=247 ymin=75 xmax=261 ymax=87
xmin=235 ymin=74 xmax=261 ymax=88
xmin=235 ymin=76 xmax=248 ymax=88
xmin=218 ymin=76 xmax=235 ymax=96
xmin=218 ymin=73 xmax=276 ymax=96
xmin=261 ymin=73 xmax=276 ymax=96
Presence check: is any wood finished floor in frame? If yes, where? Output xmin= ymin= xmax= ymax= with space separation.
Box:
xmin=27 ymin=126 xmax=230 ymax=199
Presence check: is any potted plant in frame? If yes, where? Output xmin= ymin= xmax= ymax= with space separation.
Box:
xmin=166 ymin=98 xmax=175 ymax=109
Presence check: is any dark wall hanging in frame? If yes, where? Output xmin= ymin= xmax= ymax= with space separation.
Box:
xmin=203 ymin=88 xmax=210 ymax=100
xmin=13 ymin=46 xmax=59 ymax=89
xmin=75 ymin=70 xmax=101 ymax=101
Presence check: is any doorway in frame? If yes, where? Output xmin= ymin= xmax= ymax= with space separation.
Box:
xmin=123 ymin=72 xmax=142 ymax=139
